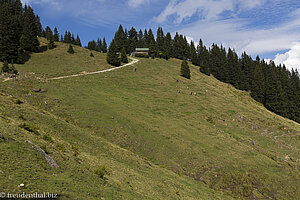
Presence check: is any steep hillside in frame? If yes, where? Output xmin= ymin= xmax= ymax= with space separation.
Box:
xmin=1 ymin=41 xmax=299 ymax=199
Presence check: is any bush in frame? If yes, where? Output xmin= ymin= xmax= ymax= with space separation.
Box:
xmin=14 ymin=98 xmax=23 ymax=104
xmin=56 ymin=143 xmax=65 ymax=152
xmin=43 ymin=134 xmax=54 ymax=143
xmin=95 ymin=165 xmax=107 ymax=179
xmin=19 ymin=123 xmax=39 ymax=135
xmin=18 ymin=113 xmax=26 ymax=120
xmin=71 ymin=144 xmax=79 ymax=156
xmin=67 ymin=45 xmax=75 ymax=54
xmin=135 ymin=53 xmax=149 ymax=58
xmin=1 ymin=61 xmax=18 ymax=75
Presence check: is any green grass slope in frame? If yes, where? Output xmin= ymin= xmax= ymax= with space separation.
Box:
xmin=0 ymin=41 xmax=299 ymax=199
xmin=15 ymin=38 xmax=111 ymax=78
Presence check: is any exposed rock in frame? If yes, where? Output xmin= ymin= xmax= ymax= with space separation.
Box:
xmin=251 ymin=140 xmax=255 ymax=145
xmin=31 ymin=88 xmax=40 ymax=93
xmin=133 ymin=68 xmax=137 ymax=71
xmin=26 ymin=140 xmax=59 ymax=168
xmin=31 ymin=88 xmax=47 ymax=93
xmin=194 ymin=92 xmax=197 ymax=96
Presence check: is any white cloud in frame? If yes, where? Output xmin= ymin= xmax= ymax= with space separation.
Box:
xmin=154 ymin=0 xmax=234 ymax=23
xmin=176 ymin=18 xmax=299 ymax=56
xmin=21 ymin=0 xmax=61 ymax=10
xmin=154 ymin=0 xmax=267 ymax=24
xmin=168 ymin=1 xmax=300 ymax=60
xmin=21 ymin=0 xmax=30 ymax=5
xmin=273 ymin=43 xmax=300 ymax=72
xmin=128 ymin=0 xmax=150 ymax=8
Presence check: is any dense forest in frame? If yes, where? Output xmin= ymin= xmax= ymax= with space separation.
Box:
xmin=0 ymin=0 xmax=41 ymax=63
xmin=106 ymin=25 xmax=300 ymax=123
xmin=0 ymin=0 xmax=82 ymax=64
xmin=1 ymin=0 xmax=299 ymax=124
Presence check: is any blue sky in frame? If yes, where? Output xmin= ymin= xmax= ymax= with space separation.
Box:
xmin=21 ymin=0 xmax=300 ymax=71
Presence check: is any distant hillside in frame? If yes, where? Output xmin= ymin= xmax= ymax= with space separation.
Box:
xmin=0 ymin=41 xmax=299 ymax=199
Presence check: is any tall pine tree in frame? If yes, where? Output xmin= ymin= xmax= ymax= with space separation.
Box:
xmin=107 ymin=39 xmax=120 ymax=67
xmin=180 ymin=58 xmax=191 ymax=79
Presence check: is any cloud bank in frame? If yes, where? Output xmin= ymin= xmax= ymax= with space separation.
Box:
xmin=274 ymin=43 xmax=300 ymax=72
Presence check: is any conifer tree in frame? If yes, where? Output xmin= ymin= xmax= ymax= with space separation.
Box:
xmin=53 ymin=27 xmax=59 ymax=42
xmin=251 ymin=62 xmax=265 ymax=103
xmin=190 ymin=41 xmax=197 ymax=65
xmin=0 ymin=3 xmax=19 ymax=62
xmin=96 ymin=38 xmax=102 ymax=52
xmin=137 ymin=29 xmax=144 ymax=48
xmin=121 ymin=47 xmax=128 ymax=63
xmin=156 ymin=27 xmax=165 ymax=52
xmin=106 ymin=39 xmax=120 ymax=67
xmin=47 ymin=29 xmax=55 ymax=49
xmin=76 ymin=34 xmax=82 ymax=47
xmin=128 ymin=27 xmax=138 ymax=53
xmin=90 ymin=52 xmax=94 ymax=57
xmin=148 ymin=29 xmax=157 ymax=57
xmin=1 ymin=61 xmax=18 ymax=74
xmin=1 ymin=61 xmax=9 ymax=73
xmin=20 ymin=6 xmax=39 ymax=52
xmin=45 ymin=26 xmax=52 ymax=40
xmin=180 ymin=58 xmax=191 ymax=79
xmin=63 ymin=31 xmax=68 ymax=43
xmin=114 ymin=24 xmax=127 ymax=52
xmin=87 ymin=40 xmax=97 ymax=51
xmin=67 ymin=44 xmax=74 ymax=54
xmin=102 ymin=37 xmax=107 ymax=53
xmin=35 ymin=15 xmax=42 ymax=37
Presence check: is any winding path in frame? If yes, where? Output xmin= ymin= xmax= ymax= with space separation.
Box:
xmin=49 ymin=57 xmax=139 ymax=80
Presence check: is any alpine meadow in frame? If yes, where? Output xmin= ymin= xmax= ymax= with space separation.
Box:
xmin=0 ymin=1 xmax=300 ymax=200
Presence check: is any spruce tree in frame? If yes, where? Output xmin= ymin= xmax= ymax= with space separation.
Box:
xmin=190 ymin=41 xmax=197 ymax=65
xmin=53 ymin=27 xmax=59 ymax=42
xmin=114 ymin=24 xmax=127 ymax=52
xmin=163 ymin=32 xmax=172 ymax=60
xmin=71 ymin=33 xmax=76 ymax=44
xmin=20 ymin=6 xmax=39 ymax=52
xmin=156 ymin=27 xmax=165 ymax=52
xmin=180 ymin=58 xmax=191 ymax=79
xmin=67 ymin=44 xmax=74 ymax=54
xmin=0 ymin=3 xmax=19 ymax=62
xmin=96 ymin=38 xmax=102 ymax=52
xmin=1 ymin=61 xmax=9 ymax=73
xmin=102 ymin=37 xmax=107 ymax=53
xmin=45 ymin=26 xmax=52 ymax=40
xmin=251 ymin=63 xmax=265 ymax=103
xmin=35 ymin=15 xmax=42 ymax=37
xmin=128 ymin=27 xmax=138 ymax=53
xmin=137 ymin=29 xmax=144 ymax=48
xmin=106 ymin=39 xmax=120 ymax=67
xmin=87 ymin=40 xmax=97 ymax=50
xmin=121 ymin=47 xmax=128 ymax=63
xmin=76 ymin=34 xmax=82 ymax=47
xmin=90 ymin=52 xmax=94 ymax=57
xmin=47 ymin=30 xmax=55 ymax=49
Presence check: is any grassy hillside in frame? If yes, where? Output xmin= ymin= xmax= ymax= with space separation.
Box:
xmin=0 ymin=40 xmax=299 ymax=199
xmin=15 ymin=38 xmax=112 ymax=78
